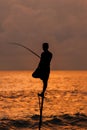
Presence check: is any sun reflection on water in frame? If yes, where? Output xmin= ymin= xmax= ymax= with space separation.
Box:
xmin=0 ymin=71 xmax=87 ymax=129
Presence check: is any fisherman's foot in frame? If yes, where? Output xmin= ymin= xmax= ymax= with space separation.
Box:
xmin=38 ymin=92 xmax=44 ymax=97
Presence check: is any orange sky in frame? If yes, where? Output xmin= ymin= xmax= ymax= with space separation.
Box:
xmin=0 ymin=0 xmax=87 ymax=70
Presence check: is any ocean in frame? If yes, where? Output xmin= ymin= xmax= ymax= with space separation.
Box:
xmin=0 ymin=71 xmax=87 ymax=130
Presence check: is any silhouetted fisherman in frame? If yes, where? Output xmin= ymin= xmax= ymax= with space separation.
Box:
xmin=32 ymin=43 xmax=53 ymax=97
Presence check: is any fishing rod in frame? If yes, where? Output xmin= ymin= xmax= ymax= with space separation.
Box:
xmin=9 ymin=42 xmax=40 ymax=58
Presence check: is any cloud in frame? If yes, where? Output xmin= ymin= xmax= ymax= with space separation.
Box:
xmin=0 ymin=0 xmax=87 ymax=70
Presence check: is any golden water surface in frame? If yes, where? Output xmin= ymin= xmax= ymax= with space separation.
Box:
xmin=0 ymin=71 xmax=87 ymax=130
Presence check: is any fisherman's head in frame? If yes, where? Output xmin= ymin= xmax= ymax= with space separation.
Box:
xmin=42 ymin=42 xmax=49 ymax=51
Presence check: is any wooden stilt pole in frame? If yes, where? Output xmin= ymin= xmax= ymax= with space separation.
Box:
xmin=38 ymin=94 xmax=44 ymax=130
xmin=38 ymin=94 xmax=41 ymax=111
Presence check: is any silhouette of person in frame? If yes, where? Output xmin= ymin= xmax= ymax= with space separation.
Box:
xmin=32 ymin=43 xmax=53 ymax=97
